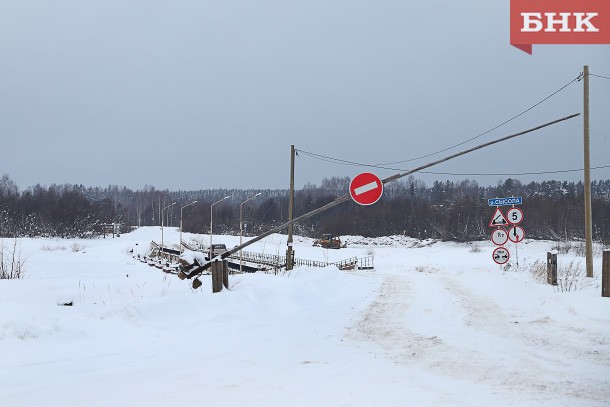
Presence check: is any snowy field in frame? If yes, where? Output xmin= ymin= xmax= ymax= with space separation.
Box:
xmin=1 ymin=227 xmax=609 ymax=406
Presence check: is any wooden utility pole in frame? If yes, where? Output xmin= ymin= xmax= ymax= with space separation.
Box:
xmin=584 ymin=65 xmax=594 ymax=278
xmin=602 ymin=250 xmax=610 ymax=297
xmin=286 ymin=145 xmax=295 ymax=270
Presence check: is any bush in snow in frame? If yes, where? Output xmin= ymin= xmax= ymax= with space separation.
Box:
xmin=71 ymin=243 xmax=86 ymax=252
xmin=527 ymin=260 xmax=547 ymax=283
xmin=527 ymin=258 xmax=597 ymax=292
xmin=0 ymin=238 xmax=26 ymax=279
xmin=555 ymin=260 xmax=598 ymax=293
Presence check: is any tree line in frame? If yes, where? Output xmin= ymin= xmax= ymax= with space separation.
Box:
xmin=1 ymin=174 xmax=609 ymax=243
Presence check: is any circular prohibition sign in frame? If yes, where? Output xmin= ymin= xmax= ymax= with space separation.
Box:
xmin=506 ymin=207 xmax=524 ymax=225
xmin=492 ymin=247 xmax=510 ymax=265
xmin=349 ymin=172 xmax=384 ymax=206
xmin=491 ymin=228 xmax=509 ymax=246
xmin=508 ymin=225 xmax=525 ymax=243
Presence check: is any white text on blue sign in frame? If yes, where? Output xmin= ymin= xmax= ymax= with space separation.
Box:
xmin=488 ymin=196 xmax=523 ymax=207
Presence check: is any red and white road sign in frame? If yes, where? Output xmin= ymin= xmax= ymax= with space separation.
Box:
xmin=489 ymin=208 xmax=509 ymax=227
xmin=506 ymin=207 xmax=524 ymax=225
xmin=491 ymin=228 xmax=509 ymax=246
xmin=508 ymin=225 xmax=525 ymax=243
xmin=492 ymin=247 xmax=510 ymax=265
xmin=349 ymin=172 xmax=383 ymax=206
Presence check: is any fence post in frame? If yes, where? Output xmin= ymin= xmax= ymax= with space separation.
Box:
xmin=222 ymin=260 xmax=229 ymax=289
xmin=211 ymin=260 xmax=223 ymax=293
xmin=547 ymin=251 xmax=558 ymax=285
xmin=602 ymin=250 xmax=610 ymax=298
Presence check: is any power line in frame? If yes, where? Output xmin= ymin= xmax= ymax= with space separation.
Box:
xmin=301 ymin=74 xmax=582 ymax=168
xmin=590 ymin=73 xmax=610 ymax=80
xmin=300 ymin=146 xmax=609 ymax=177
xmin=566 ymin=120 xmax=609 ymax=142
xmin=420 ymin=165 xmax=610 ymax=177
xmin=297 ymin=149 xmax=401 ymax=171
xmin=299 ymin=72 xmax=593 ymax=178
xmin=375 ymin=75 xmax=581 ymax=165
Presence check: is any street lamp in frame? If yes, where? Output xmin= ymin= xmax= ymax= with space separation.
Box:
xmin=180 ymin=200 xmax=198 ymax=254
xmin=161 ymin=202 xmax=176 ymax=259
xmin=210 ymin=196 xmax=230 ymax=259
xmin=240 ymin=193 xmax=261 ymax=273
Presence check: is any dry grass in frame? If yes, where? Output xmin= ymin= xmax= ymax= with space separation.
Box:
xmin=469 ymin=244 xmax=482 ymax=253
xmin=0 ymin=238 xmax=26 ymax=280
xmin=71 ymin=243 xmax=86 ymax=252
xmin=41 ymin=244 xmax=67 ymax=251
xmin=527 ymin=258 xmax=598 ymax=292
xmin=554 ymin=240 xmax=604 ymax=257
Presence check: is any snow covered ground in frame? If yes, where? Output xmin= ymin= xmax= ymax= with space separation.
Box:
xmin=1 ymin=227 xmax=609 ymax=406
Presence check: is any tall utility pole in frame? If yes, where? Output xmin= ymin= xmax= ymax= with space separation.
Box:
xmin=180 ymin=200 xmax=197 ymax=254
xmin=240 ymin=193 xmax=261 ymax=273
xmin=210 ymin=196 xmax=230 ymax=259
xmin=583 ymin=65 xmax=594 ymax=278
xmin=286 ymin=145 xmax=295 ymax=270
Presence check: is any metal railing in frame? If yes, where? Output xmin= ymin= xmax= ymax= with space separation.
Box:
xmin=149 ymin=241 xmax=376 ymax=272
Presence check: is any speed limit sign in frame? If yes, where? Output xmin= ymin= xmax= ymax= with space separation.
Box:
xmin=506 ymin=208 xmax=523 ymax=225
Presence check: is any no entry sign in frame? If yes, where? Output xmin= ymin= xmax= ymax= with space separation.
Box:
xmin=349 ymin=172 xmax=383 ymax=206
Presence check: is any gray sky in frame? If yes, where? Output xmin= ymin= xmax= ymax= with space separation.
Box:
xmin=1 ymin=1 xmax=609 ymax=190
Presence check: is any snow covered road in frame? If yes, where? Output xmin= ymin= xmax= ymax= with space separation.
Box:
xmin=347 ymin=267 xmax=610 ymax=405
xmin=1 ymin=228 xmax=609 ymax=406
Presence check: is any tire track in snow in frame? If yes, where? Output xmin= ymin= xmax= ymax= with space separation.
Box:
xmin=437 ymin=274 xmax=610 ymax=366
xmin=346 ymin=269 xmax=610 ymax=405
xmin=346 ymin=274 xmax=446 ymax=364
xmin=435 ymin=274 xmax=610 ymax=403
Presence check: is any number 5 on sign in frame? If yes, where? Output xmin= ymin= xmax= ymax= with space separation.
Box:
xmin=506 ymin=208 xmax=523 ymax=225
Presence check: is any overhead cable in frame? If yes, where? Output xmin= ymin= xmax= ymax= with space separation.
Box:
xmin=375 ymin=75 xmax=582 ymax=165
xmin=421 ymin=165 xmax=610 ymax=177
xmin=590 ymin=73 xmax=610 ymax=80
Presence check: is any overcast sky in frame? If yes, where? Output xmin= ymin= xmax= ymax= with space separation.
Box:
xmin=1 ymin=1 xmax=609 ymax=191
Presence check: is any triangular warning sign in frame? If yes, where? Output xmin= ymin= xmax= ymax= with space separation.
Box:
xmin=489 ymin=208 xmax=508 ymax=227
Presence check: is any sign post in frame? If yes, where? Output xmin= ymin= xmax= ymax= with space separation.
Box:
xmin=488 ymin=196 xmax=525 ymax=268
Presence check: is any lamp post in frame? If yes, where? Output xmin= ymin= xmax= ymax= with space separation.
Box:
xmin=180 ymin=200 xmax=198 ymax=254
xmin=240 ymin=193 xmax=261 ymax=273
xmin=210 ymin=196 xmax=230 ymax=259
xmin=161 ymin=202 xmax=176 ymax=259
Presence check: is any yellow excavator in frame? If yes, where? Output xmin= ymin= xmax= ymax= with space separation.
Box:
xmin=313 ymin=234 xmax=345 ymax=249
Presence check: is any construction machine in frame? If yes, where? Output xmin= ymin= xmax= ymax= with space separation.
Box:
xmin=313 ymin=234 xmax=345 ymax=249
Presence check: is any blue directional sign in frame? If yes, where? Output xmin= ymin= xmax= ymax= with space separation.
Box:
xmin=487 ymin=196 xmax=522 ymax=207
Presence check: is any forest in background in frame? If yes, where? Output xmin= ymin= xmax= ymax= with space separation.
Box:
xmin=1 ymin=174 xmax=609 ymax=244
